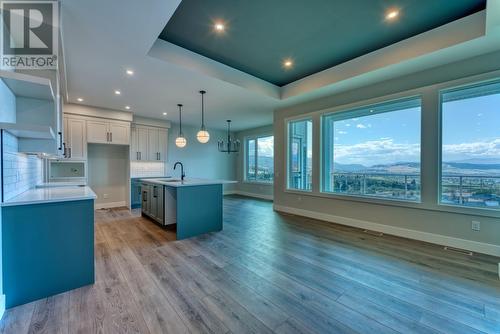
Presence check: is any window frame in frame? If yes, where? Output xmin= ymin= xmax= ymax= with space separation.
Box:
xmin=286 ymin=117 xmax=313 ymax=192
xmin=244 ymin=134 xmax=274 ymax=184
xmin=438 ymin=78 xmax=500 ymax=212
xmin=281 ymin=71 xmax=500 ymax=219
xmin=320 ymin=96 xmax=423 ymax=203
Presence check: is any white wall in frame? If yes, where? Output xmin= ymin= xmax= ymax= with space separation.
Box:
xmin=273 ymin=51 xmax=500 ymax=256
xmin=0 ymin=80 xmax=15 ymax=123
xmin=167 ymin=123 xmax=237 ymax=192
xmin=88 ymin=144 xmax=129 ymax=207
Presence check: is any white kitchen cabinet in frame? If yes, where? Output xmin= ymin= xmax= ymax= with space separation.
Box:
xmin=87 ymin=119 xmax=130 ymax=145
xmin=130 ymin=126 xmax=149 ymax=160
xmin=158 ymin=128 xmax=168 ymax=162
xmin=147 ymin=128 xmax=159 ymax=161
xmin=131 ymin=125 xmax=168 ymax=161
xmin=63 ymin=116 xmax=86 ymax=160
xmin=86 ymin=120 xmax=108 ymax=144
xmin=109 ymin=122 xmax=130 ymax=145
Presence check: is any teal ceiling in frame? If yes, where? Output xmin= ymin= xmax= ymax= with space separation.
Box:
xmin=159 ymin=0 xmax=486 ymax=86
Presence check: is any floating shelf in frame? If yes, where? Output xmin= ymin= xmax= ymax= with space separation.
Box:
xmin=0 ymin=70 xmax=55 ymax=101
xmin=0 ymin=122 xmax=55 ymax=139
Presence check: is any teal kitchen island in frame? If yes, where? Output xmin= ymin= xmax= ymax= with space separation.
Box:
xmin=140 ymin=178 xmax=236 ymax=240
xmin=1 ymin=186 xmax=96 ymax=308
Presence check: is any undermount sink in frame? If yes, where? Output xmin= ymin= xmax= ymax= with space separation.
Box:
xmin=157 ymin=179 xmax=181 ymax=182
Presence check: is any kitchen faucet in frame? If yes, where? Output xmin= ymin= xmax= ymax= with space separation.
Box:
xmin=174 ymin=162 xmax=185 ymax=181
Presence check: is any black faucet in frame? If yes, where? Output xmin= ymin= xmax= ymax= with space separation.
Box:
xmin=173 ymin=162 xmax=185 ymax=181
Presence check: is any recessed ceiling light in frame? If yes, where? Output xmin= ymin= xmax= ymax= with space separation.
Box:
xmin=214 ymin=22 xmax=225 ymax=32
xmin=283 ymin=59 xmax=293 ymax=68
xmin=386 ymin=10 xmax=399 ymax=20
xmin=77 ymin=98 xmax=84 ymax=102
xmin=126 ymin=69 xmax=134 ymax=76
xmin=114 ymin=90 xmax=121 ymax=95
xmin=125 ymin=106 xmax=131 ymax=110
xmin=163 ymin=112 xmax=167 ymax=116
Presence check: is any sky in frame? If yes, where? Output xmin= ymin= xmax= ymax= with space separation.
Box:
xmin=331 ymin=93 xmax=500 ymax=166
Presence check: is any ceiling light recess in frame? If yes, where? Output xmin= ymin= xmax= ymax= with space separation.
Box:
xmin=77 ymin=98 xmax=84 ymax=102
xmin=214 ymin=22 xmax=225 ymax=32
xmin=385 ymin=9 xmax=399 ymax=20
xmin=126 ymin=69 xmax=134 ymax=76
xmin=283 ymin=59 xmax=293 ymax=69
xmin=114 ymin=90 xmax=121 ymax=95
xmin=125 ymin=106 xmax=131 ymax=110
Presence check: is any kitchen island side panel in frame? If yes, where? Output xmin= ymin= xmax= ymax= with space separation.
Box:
xmin=2 ymin=199 xmax=95 ymax=308
xmin=175 ymin=184 xmax=223 ymax=240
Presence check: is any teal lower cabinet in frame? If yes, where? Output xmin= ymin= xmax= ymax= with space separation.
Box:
xmin=175 ymin=184 xmax=223 ymax=240
xmin=1 ymin=199 xmax=95 ymax=308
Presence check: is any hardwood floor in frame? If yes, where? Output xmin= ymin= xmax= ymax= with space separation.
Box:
xmin=1 ymin=195 xmax=499 ymax=333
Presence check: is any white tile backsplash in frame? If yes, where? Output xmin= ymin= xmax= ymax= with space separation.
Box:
xmin=2 ymin=131 xmax=43 ymax=201
xmin=130 ymin=161 xmax=167 ymax=178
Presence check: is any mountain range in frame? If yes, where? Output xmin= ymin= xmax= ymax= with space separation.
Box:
xmin=333 ymin=161 xmax=500 ymax=176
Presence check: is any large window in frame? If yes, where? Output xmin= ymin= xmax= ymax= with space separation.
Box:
xmin=322 ymin=97 xmax=421 ymax=201
xmin=287 ymin=119 xmax=313 ymax=191
xmin=246 ymin=135 xmax=274 ymax=182
xmin=440 ymin=81 xmax=500 ymax=209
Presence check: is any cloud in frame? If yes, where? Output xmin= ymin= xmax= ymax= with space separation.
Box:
xmin=355 ymin=123 xmax=372 ymax=129
xmin=334 ymin=138 xmax=420 ymax=165
xmin=443 ymin=138 xmax=500 ymax=159
xmin=257 ymin=137 xmax=274 ymax=157
xmin=337 ymin=130 xmax=348 ymax=135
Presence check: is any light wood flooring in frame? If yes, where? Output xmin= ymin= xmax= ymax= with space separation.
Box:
xmin=1 ymin=195 xmax=500 ymax=333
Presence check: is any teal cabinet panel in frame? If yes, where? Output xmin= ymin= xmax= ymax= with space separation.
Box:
xmin=2 ymin=199 xmax=94 ymax=308
xmin=176 ymin=184 xmax=222 ymax=240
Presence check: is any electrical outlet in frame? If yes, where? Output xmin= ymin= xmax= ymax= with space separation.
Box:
xmin=471 ymin=221 xmax=480 ymax=231
xmin=103 ymin=194 xmax=109 ymax=199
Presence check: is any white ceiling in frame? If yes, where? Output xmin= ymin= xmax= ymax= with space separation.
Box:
xmin=60 ymin=0 xmax=500 ymax=131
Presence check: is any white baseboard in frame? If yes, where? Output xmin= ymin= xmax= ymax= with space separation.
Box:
xmin=95 ymin=201 xmax=127 ymax=210
xmin=273 ymin=204 xmax=500 ymax=257
xmin=227 ymin=191 xmax=273 ymax=201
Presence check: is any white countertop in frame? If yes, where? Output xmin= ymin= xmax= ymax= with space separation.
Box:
xmin=140 ymin=178 xmax=237 ymax=188
xmin=1 ymin=186 xmax=97 ymax=207
xmin=36 ymin=182 xmax=87 ymax=188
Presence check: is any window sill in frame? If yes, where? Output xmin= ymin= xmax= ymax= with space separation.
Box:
xmin=243 ymin=181 xmax=274 ymax=185
xmin=283 ymin=189 xmax=500 ymax=218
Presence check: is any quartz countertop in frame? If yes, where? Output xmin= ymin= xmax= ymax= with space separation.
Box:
xmin=131 ymin=175 xmax=172 ymax=179
xmin=140 ymin=178 xmax=237 ymax=188
xmin=1 ymin=186 xmax=97 ymax=207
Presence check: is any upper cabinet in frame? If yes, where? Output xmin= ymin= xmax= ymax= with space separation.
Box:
xmin=131 ymin=125 xmax=168 ymax=161
xmin=87 ymin=119 xmax=130 ymax=145
xmin=63 ymin=116 xmax=86 ymax=160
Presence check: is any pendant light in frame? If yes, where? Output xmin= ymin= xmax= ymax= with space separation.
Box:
xmin=196 ymin=90 xmax=210 ymax=143
xmin=175 ymin=104 xmax=187 ymax=148
xmin=218 ymin=120 xmax=240 ymax=154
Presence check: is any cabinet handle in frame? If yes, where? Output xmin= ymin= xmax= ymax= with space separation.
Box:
xmin=143 ymin=191 xmax=147 ymax=201
xmin=106 ymin=132 xmax=109 ymax=142
xmin=136 ymin=152 xmax=139 ymax=160
xmin=63 ymin=143 xmax=67 ymax=158
xmin=139 ymin=152 xmax=141 ymax=160
xmin=110 ymin=132 xmax=112 ymax=142
xmin=68 ymin=147 xmax=72 ymax=158
xmin=58 ymin=132 xmax=63 ymax=150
